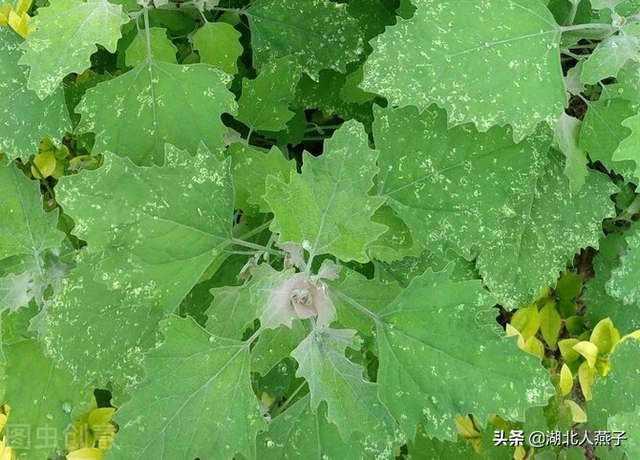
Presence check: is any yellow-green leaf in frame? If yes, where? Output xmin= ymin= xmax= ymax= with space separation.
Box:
xmin=539 ymin=300 xmax=562 ymax=348
xmin=573 ymin=341 xmax=599 ymax=368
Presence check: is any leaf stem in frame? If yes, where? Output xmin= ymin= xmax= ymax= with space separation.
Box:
xmin=561 ymin=23 xmax=614 ymax=33
xmin=235 ymin=219 xmax=273 ymax=241
xmin=271 ymin=381 xmax=307 ymax=417
xmin=333 ymin=290 xmax=381 ymax=323
xmin=230 ymin=238 xmax=284 ymax=257
xmin=244 ymin=326 xmax=263 ymax=347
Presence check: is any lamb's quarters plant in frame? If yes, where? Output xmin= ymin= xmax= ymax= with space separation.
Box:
xmin=1 ymin=0 xmax=640 ymax=459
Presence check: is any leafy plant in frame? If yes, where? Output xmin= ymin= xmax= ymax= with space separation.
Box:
xmin=1 ymin=0 xmax=640 ymax=459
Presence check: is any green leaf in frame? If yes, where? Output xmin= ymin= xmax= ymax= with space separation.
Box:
xmin=331 ymin=267 xmax=402 ymax=333
xmin=0 ymin=163 xmax=64 ymax=264
xmin=124 ymin=26 xmax=178 ymax=67
xmin=5 ymin=340 xmax=89 ymax=460
xmin=0 ymin=29 xmax=71 ymax=161
xmin=56 ymin=144 xmax=234 ymax=310
xmin=291 ymin=327 xmax=399 ymax=446
xmin=293 ymin=70 xmax=374 ymax=126
xmin=19 ymin=0 xmax=130 ymax=99
xmin=609 ymin=407 xmax=640 ymax=460
xmin=612 ymin=114 xmax=640 ymax=179
xmin=607 ymin=231 xmax=640 ymax=305
xmin=265 ymin=120 xmax=386 ymax=262
xmin=362 ymin=0 xmax=565 ymax=141
xmin=477 ymin=151 xmax=615 ymax=309
xmin=373 ymin=105 xmax=549 ymax=259
xmin=580 ymin=97 xmax=639 ymax=183
xmin=375 ymin=268 xmax=554 ymax=440
xmin=230 ymin=144 xmax=295 ymax=215
xmin=368 ymin=205 xmax=424 ymax=263
xmin=581 ymin=25 xmax=640 ymax=85
xmin=75 ymin=62 xmax=236 ymax=166
xmin=105 ymin=315 xmax=267 ymax=460
xmin=554 ymin=112 xmax=588 ymax=194
xmin=584 ymin=227 xmax=640 ymax=335
xmin=44 ymin=254 xmax=166 ymax=386
xmin=205 ymin=264 xmax=277 ymax=339
xmin=250 ymin=321 xmax=307 ymax=376
xmin=589 ymin=339 xmax=640 ymax=429
xmin=236 ymin=56 xmax=301 ymax=133
xmin=246 ymin=0 xmax=365 ymax=78
xmin=257 ymin=394 xmax=396 ymax=459
xmin=192 ymin=22 xmax=243 ymax=75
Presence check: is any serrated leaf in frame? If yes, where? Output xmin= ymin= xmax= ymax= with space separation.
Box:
xmin=608 ymin=407 xmax=640 ymax=459
xmin=44 ymin=254 xmax=165 ymax=386
xmin=291 ymin=327 xmax=399 ymax=446
xmin=105 ymin=315 xmax=267 ymax=460
xmin=250 ymin=321 xmax=306 ymax=376
xmin=581 ymin=25 xmax=640 ymax=85
xmin=18 ymin=0 xmax=129 ymax=99
xmin=554 ymin=112 xmax=588 ymax=194
xmin=589 ymin=339 xmax=640 ymax=429
xmin=373 ymin=105 xmax=549 ymax=260
xmin=584 ymin=227 xmax=640 ymax=334
xmin=192 ymin=22 xmax=242 ymax=74
xmin=230 ymin=144 xmax=295 ymax=215
xmin=0 ymin=272 xmax=32 ymax=312
xmin=331 ymin=267 xmax=402 ymax=333
xmin=607 ymin=231 xmax=640 ymax=304
xmin=0 ymin=28 xmax=70 ymax=161
xmin=237 ymin=56 xmax=301 ymax=133
xmin=362 ymin=0 xmax=565 ymax=141
xmin=246 ymin=0 xmax=365 ymax=78
xmin=265 ymin=120 xmax=386 ymax=262
xmin=75 ymin=62 xmax=236 ymax=166
xmin=56 ymin=144 xmax=234 ymax=310
xmin=612 ymin=114 xmax=640 ymax=180
xmin=257 ymin=394 xmax=396 ymax=459
xmin=375 ymin=268 xmax=554 ymax=440
xmin=124 ymin=26 xmax=178 ymax=67
xmin=205 ymin=264 xmax=276 ymax=339
xmin=5 ymin=340 xmax=89 ymax=460
xmin=580 ymin=97 xmax=639 ymax=183
xmin=477 ymin=151 xmax=615 ymax=309
xmin=0 ymin=163 xmax=64 ymax=264
xmin=368 ymin=205 xmax=424 ymax=263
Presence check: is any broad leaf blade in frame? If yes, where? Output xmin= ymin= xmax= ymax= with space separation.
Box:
xmin=45 ymin=254 xmax=165 ymax=387
xmin=5 ymin=340 xmax=90 ymax=460
xmin=105 ymin=316 xmax=267 ymax=460
xmin=376 ymin=268 xmax=554 ymax=440
xmin=373 ymin=105 xmax=549 ymax=259
xmin=258 ymin=395 xmax=396 ymax=459
xmin=265 ymin=120 xmax=386 ymax=262
xmin=0 ymin=163 xmax=64 ymax=264
xmin=236 ymin=56 xmax=301 ymax=132
xmin=19 ymin=0 xmax=129 ymax=99
xmin=75 ymin=62 xmax=236 ymax=166
xmin=247 ymin=0 xmax=365 ymax=78
xmin=477 ymin=151 xmax=615 ymax=308
xmin=56 ymin=144 xmax=234 ymax=311
xmin=607 ymin=231 xmax=640 ymax=305
xmin=0 ymin=28 xmax=70 ymax=161
xmin=362 ymin=0 xmax=565 ymax=141
xmin=291 ymin=328 xmax=399 ymax=447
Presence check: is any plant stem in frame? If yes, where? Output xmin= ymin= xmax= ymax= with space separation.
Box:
xmin=235 ymin=219 xmax=273 ymax=240
xmin=271 ymin=381 xmax=307 ymax=417
xmin=561 ymin=23 xmax=614 ymax=33
xmin=230 ymin=238 xmax=284 ymax=257
xmin=564 ymin=0 xmax=580 ymax=26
